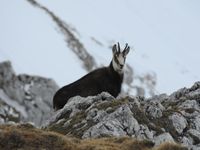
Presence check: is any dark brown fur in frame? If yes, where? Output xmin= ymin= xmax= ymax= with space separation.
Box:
xmin=53 ymin=62 xmax=123 ymax=110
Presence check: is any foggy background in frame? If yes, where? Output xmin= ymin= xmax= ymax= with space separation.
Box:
xmin=1 ymin=0 xmax=200 ymax=96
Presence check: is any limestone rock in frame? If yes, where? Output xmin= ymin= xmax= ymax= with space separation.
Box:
xmin=83 ymin=104 xmax=140 ymax=138
xmin=179 ymin=100 xmax=199 ymax=109
xmin=43 ymin=81 xmax=200 ymax=149
xmin=144 ymin=101 xmax=165 ymax=119
xmin=180 ymin=136 xmax=193 ymax=148
xmin=191 ymin=115 xmax=200 ymax=131
xmin=0 ymin=98 xmax=21 ymax=124
xmin=169 ymin=112 xmax=188 ymax=135
xmin=154 ymin=133 xmax=174 ymax=146
xmin=0 ymin=61 xmax=15 ymax=87
xmin=188 ymin=129 xmax=200 ymax=145
xmin=0 ymin=61 xmax=59 ymax=126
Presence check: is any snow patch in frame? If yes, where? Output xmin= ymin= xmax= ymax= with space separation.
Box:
xmin=0 ymin=89 xmax=27 ymax=118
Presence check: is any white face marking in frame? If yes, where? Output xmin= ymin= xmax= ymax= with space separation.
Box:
xmin=112 ymin=53 xmax=125 ymax=74
xmin=118 ymin=54 xmax=125 ymax=66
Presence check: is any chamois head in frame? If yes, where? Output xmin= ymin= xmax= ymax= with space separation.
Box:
xmin=112 ymin=42 xmax=130 ymax=73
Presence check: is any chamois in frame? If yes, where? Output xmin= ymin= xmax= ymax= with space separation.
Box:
xmin=53 ymin=43 xmax=130 ymax=110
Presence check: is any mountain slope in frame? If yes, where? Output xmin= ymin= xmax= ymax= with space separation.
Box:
xmin=0 ymin=61 xmax=58 ymax=126
xmin=0 ymin=0 xmax=200 ymax=95
xmin=0 ymin=62 xmax=199 ymax=148
xmin=44 ymin=82 xmax=200 ymax=149
xmin=37 ymin=0 xmax=200 ymax=94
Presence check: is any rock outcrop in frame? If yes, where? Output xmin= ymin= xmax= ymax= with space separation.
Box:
xmin=0 ymin=61 xmax=58 ymax=126
xmin=44 ymin=82 xmax=200 ymax=149
xmin=1 ymin=60 xmax=200 ymax=149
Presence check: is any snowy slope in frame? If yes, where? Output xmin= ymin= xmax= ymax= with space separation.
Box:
xmin=0 ymin=0 xmax=86 ymax=86
xmin=0 ymin=0 xmax=200 ymax=95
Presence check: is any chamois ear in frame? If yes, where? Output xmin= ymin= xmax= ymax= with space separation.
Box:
xmin=112 ymin=44 xmax=117 ymax=55
xmin=123 ymin=43 xmax=130 ymax=56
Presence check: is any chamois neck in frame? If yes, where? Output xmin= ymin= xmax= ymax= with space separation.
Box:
xmin=110 ymin=59 xmax=124 ymax=75
xmin=110 ymin=60 xmax=124 ymax=75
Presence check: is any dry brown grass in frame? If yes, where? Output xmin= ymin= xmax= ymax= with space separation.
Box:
xmin=0 ymin=124 xmax=187 ymax=150
xmin=78 ymin=137 xmax=155 ymax=150
xmin=155 ymin=142 xmax=188 ymax=150
xmin=0 ymin=124 xmax=77 ymax=150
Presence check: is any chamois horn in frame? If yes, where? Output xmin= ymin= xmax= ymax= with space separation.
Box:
xmin=117 ymin=42 xmax=121 ymax=52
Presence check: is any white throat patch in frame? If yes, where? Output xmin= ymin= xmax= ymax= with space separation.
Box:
xmin=112 ymin=58 xmax=124 ymax=74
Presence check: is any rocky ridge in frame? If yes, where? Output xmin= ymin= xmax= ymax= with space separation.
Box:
xmin=43 ymin=83 xmax=200 ymax=149
xmin=0 ymin=61 xmax=199 ymax=149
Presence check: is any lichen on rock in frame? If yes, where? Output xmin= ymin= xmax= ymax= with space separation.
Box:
xmin=43 ymin=81 xmax=200 ymax=149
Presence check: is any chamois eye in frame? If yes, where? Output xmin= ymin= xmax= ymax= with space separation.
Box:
xmin=115 ymin=57 xmax=118 ymax=62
